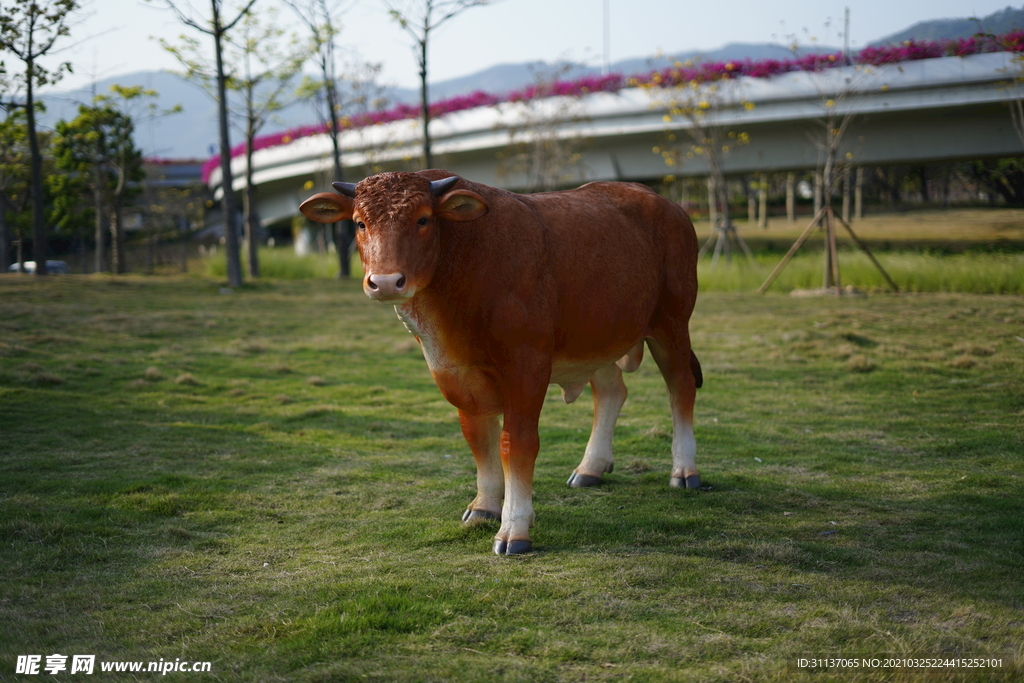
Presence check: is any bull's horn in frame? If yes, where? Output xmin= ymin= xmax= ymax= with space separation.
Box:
xmin=332 ymin=181 xmax=358 ymax=197
xmin=430 ymin=176 xmax=459 ymax=196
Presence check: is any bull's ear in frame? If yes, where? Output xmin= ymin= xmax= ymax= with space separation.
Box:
xmin=299 ymin=192 xmax=354 ymax=223
xmin=436 ymin=190 xmax=488 ymax=222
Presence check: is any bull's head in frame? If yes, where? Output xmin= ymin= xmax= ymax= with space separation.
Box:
xmin=299 ymin=172 xmax=488 ymax=302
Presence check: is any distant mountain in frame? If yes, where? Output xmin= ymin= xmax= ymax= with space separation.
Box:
xmin=871 ymin=5 xmax=1024 ymax=44
xmin=38 ymin=71 xmax=312 ymax=160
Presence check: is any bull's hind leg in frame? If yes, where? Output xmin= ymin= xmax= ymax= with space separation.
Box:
xmin=647 ymin=336 xmax=701 ymax=489
xmin=459 ymin=411 xmax=503 ymax=523
xmin=567 ymin=363 xmax=627 ymax=488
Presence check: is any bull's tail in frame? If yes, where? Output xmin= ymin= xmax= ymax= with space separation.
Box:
xmin=690 ymin=350 xmax=703 ymax=389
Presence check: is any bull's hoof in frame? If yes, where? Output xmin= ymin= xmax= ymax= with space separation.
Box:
xmin=462 ymin=508 xmax=500 ymax=524
xmin=567 ymin=472 xmax=604 ymax=488
xmin=670 ymin=474 xmax=702 ymax=489
xmin=493 ymin=538 xmax=533 ymax=555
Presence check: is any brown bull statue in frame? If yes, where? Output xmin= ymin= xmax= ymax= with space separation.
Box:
xmin=300 ymin=170 xmax=702 ymax=555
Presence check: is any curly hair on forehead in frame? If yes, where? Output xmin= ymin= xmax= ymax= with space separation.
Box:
xmin=355 ymin=172 xmax=433 ymax=224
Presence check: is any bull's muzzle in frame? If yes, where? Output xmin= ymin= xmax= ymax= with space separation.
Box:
xmin=364 ymin=272 xmax=413 ymax=301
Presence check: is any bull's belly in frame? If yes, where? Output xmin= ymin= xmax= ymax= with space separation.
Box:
xmin=550 ymin=357 xmax=614 ymax=386
xmin=550 ymin=356 xmax=621 ymax=405
xmin=431 ymin=357 xmax=614 ymax=414
xmin=396 ymin=303 xmax=636 ymax=413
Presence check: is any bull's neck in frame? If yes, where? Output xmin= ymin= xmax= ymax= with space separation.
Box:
xmin=423 ymin=220 xmax=481 ymax=309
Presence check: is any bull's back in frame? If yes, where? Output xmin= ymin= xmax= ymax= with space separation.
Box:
xmin=522 ymin=182 xmax=695 ymax=357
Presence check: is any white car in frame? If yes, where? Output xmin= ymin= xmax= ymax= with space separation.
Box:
xmin=7 ymin=260 xmax=70 ymax=274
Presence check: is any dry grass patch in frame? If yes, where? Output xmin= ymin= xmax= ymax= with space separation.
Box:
xmin=174 ymin=373 xmax=200 ymax=386
xmin=949 ymin=355 xmax=978 ymax=369
xmin=306 ymin=376 xmax=327 ymax=386
xmin=143 ymin=366 xmax=164 ymax=381
xmin=238 ymin=339 xmax=269 ymax=354
xmin=953 ymin=343 xmax=996 ymax=357
xmin=846 ymin=355 xmax=877 ymax=372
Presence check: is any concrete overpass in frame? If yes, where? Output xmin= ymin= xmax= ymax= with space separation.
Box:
xmin=208 ymin=51 xmax=1024 ymax=229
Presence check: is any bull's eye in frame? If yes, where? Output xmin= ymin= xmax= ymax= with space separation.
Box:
xmin=416 ymin=217 xmax=428 ymax=226
xmin=356 ymin=222 xmax=366 ymax=231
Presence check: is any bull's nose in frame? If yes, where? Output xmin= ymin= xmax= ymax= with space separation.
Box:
xmin=364 ymin=272 xmax=409 ymax=300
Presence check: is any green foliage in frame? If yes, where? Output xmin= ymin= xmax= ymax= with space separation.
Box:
xmin=52 ymin=99 xmax=145 ymax=197
xmin=44 ymin=167 xmax=89 ymax=231
xmin=0 ymin=108 xmax=29 ymax=220
xmin=0 ymin=277 xmax=1021 ymax=681
xmin=0 ymin=111 xmax=70 ymax=236
xmin=0 ymin=0 xmax=79 ymax=90
xmin=965 ymin=159 xmax=1024 ymax=206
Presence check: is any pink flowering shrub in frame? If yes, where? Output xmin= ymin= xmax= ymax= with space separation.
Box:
xmin=200 ymin=31 xmax=1024 ymax=182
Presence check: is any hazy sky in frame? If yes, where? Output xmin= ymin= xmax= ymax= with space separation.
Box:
xmin=48 ymin=0 xmax=1022 ymax=92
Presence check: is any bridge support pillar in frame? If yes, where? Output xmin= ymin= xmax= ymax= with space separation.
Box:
xmin=758 ymin=176 xmax=768 ymax=229
xmin=855 ymin=167 xmax=864 ymax=220
xmin=747 ymin=177 xmax=757 ymax=225
xmin=786 ymin=172 xmax=796 ymax=222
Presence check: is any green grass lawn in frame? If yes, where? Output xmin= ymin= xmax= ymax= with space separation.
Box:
xmin=1 ymin=275 xmax=1022 ymax=682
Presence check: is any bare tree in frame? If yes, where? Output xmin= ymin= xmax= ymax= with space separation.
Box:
xmin=288 ymin=0 xmax=388 ymax=277
xmin=654 ymin=66 xmax=755 ymax=265
xmin=149 ymin=0 xmax=257 ymax=287
xmin=758 ymin=59 xmax=898 ymax=294
xmin=496 ymin=64 xmax=588 ymax=192
xmin=382 ymin=0 xmax=489 ymax=169
xmin=0 ymin=0 xmax=79 ymax=276
xmin=163 ymin=5 xmax=306 ymax=278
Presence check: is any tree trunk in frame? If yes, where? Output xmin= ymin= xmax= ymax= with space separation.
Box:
xmin=842 ymin=166 xmax=851 ymax=224
xmin=707 ymin=176 xmax=717 ymax=228
xmin=213 ymin=1 xmax=243 ymax=287
xmin=419 ymin=35 xmax=432 ymax=169
xmin=179 ymin=216 xmax=188 ymax=273
xmin=813 ymin=170 xmax=823 ymax=227
xmin=244 ymin=132 xmax=260 ymax=278
xmin=93 ymin=171 xmax=104 ymax=272
xmin=111 ymin=198 xmax=125 ymax=274
xmin=0 ymin=192 xmax=9 ymax=273
xmin=25 ymin=57 xmax=48 ymax=276
xmin=324 ymin=78 xmax=353 ymax=279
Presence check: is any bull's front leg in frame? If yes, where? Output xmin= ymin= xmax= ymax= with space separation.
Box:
xmin=458 ymin=411 xmax=503 ymax=524
xmin=493 ymin=349 xmax=550 ymax=556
